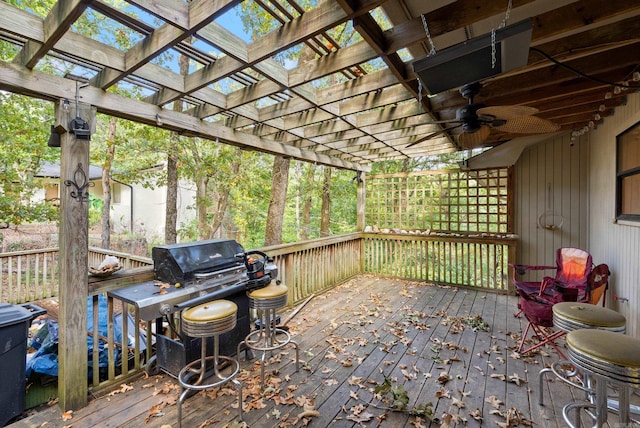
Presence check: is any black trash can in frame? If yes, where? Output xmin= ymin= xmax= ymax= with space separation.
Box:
xmin=0 ymin=303 xmax=46 ymax=427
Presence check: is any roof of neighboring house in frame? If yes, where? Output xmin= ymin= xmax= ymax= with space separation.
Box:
xmin=37 ymin=161 xmax=104 ymax=180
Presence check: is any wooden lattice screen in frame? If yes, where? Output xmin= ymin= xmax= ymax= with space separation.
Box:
xmin=366 ymin=168 xmax=512 ymax=233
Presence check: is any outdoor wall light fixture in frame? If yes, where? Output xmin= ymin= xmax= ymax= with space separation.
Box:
xmin=47 ymin=125 xmax=61 ymax=147
xmin=70 ymin=116 xmax=91 ymax=140
xmin=66 ymin=76 xmax=92 ymax=141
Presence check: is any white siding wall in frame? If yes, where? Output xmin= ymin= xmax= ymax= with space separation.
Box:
xmin=514 ymin=132 xmax=590 ymax=273
xmin=588 ymin=91 xmax=640 ymax=337
xmin=129 ymin=179 xmax=196 ymax=241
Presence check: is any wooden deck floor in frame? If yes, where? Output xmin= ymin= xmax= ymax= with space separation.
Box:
xmin=9 ymin=276 xmax=636 ymax=428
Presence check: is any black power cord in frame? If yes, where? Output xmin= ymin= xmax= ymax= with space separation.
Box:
xmin=530 ymin=47 xmax=640 ymax=89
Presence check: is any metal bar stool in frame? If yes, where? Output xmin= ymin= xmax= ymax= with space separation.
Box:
xmin=539 ymin=302 xmax=626 ymax=406
xmin=177 ymin=300 xmax=242 ymax=427
xmin=238 ymin=282 xmax=299 ymax=389
xmin=563 ymin=329 xmax=640 ymax=427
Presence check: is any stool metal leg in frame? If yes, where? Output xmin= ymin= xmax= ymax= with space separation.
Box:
xmin=177 ymin=336 xmax=243 ymax=428
xmin=239 ymin=305 xmax=300 ymax=390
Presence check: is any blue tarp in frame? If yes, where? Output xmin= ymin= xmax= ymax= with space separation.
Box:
xmin=26 ymin=295 xmax=128 ymax=377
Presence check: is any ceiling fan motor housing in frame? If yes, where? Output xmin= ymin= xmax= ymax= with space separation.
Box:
xmin=457 ymin=104 xmax=484 ymax=132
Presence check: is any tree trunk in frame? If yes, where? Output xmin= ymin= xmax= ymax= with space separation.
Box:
xmin=208 ymin=149 xmax=241 ymax=238
xmin=300 ymin=164 xmax=315 ymax=241
xmin=100 ymin=117 xmax=117 ymax=249
xmin=196 ymin=175 xmax=209 ymax=239
xmin=165 ymin=147 xmax=178 ymax=244
xmin=320 ymin=166 xmax=331 ymax=237
xmin=264 ymin=155 xmax=290 ymax=246
xmin=165 ymin=50 xmax=189 ymax=244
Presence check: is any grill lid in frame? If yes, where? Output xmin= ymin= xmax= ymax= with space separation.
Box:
xmin=152 ymin=239 xmax=245 ymax=283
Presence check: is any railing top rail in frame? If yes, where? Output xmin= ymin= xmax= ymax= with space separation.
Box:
xmin=257 ymin=232 xmax=362 ymax=256
xmin=0 ymin=247 xmax=58 ymax=257
xmin=361 ymin=232 xmax=519 ymax=245
xmin=0 ymin=246 xmax=153 ymax=264
xmin=88 ymin=247 xmax=152 ymax=264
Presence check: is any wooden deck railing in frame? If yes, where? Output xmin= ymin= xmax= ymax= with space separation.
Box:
xmin=0 ymin=247 xmax=152 ymax=304
xmin=3 ymin=233 xmax=516 ymax=397
xmin=260 ymin=233 xmax=363 ymax=304
xmin=362 ymin=233 xmax=517 ymax=292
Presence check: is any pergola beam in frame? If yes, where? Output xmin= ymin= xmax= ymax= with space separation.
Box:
xmin=0 ymin=61 xmax=369 ymax=171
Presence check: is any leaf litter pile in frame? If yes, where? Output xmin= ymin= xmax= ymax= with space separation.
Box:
xmin=65 ymin=276 xmax=548 ymax=427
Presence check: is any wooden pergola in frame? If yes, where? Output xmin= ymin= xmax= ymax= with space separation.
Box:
xmin=1 ymin=0 xmax=639 ymax=411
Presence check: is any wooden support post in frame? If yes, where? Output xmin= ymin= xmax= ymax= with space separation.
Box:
xmin=55 ymin=98 xmax=96 ymax=411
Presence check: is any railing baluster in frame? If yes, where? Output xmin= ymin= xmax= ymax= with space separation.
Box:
xmin=91 ymin=295 xmax=100 ymax=387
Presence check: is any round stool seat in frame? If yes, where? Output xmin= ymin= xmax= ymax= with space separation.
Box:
xmin=567 ymin=329 xmax=640 ymax=386
xmin=249 ymin=283 xmax=288 ymax=299
xmin=181 ymin=300 xmax=237 ymax=337
xmin=553 ymin=302 xmax=626 ymax=333
xmin=249 ymin=283 xmax=288 ymax=310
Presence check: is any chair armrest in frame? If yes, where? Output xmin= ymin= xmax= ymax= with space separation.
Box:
xmin=509 ymin=263 xmax=557 ymax=276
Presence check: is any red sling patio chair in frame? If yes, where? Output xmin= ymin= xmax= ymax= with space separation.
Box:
xmin=511 ymin=248 xmax=594 ymax=358
xmin=510 ymin=247 xmax=593 ymax=317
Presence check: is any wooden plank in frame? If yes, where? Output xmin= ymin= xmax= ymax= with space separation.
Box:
xmin=0 ymin=62 xmax=369 ymax=172
xmin=127 ymin=0 xmax=189 ymax=30
xmin=11 ymin=278 xmax=585 ymax=428
xmin=13 ymin=0 xmax=91 ymax=69
xmin=57 ymin=101 xmax=95 ymax=411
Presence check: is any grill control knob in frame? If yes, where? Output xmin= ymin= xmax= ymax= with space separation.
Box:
xmin=160 ymin=304 xmax=172 ymax=315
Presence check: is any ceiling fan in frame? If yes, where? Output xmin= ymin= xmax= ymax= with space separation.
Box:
xmin=407 ymin=82 xmax=561 ymax=149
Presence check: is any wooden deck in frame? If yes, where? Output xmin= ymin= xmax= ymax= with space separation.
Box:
xmin=9 ymin=276 xmax=636 ymax=428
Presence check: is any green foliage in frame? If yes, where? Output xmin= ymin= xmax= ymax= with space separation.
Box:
xmin=0 ymin=92 xmax=58 ymax=225
xmin=374 ymin=376 xmax=437 ymax=420
xmin=88 ymin=194 xmax=103 ymax=227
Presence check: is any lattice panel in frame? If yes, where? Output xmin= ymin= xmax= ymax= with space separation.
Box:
xmin=366 ymin=168 xmax=511 ymax=233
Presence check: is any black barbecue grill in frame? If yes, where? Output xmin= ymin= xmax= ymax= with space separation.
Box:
xmin=107 ymin=239 xmax=277 ymax=376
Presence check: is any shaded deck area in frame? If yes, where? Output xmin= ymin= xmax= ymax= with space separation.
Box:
xmin=9 ymin=276 xmax=633 ymax=427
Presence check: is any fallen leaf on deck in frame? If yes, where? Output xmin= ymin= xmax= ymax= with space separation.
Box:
xmin=437 ymin=371 xmax=450 ymax=384
xmin=61 ymin=410 xmax=73 ymax=421
xmin=435 ymin=387 xmax=450 ymax=399
xmin=325 ymin=378 xmax=338 ymax=386
xmin=485 ymin=395 xmax=504 ymax=409
xmin=490 ymin=373 xmax=507 ymax=381
xmin=451 ymin=397 xmax=465 ymax=408
xmin=469 ymin=408 xmax=483 ymax=421
xmin=508 ymin=373 xmax=526 ymax=386
xmin=410 ymin=416 xmax=428 ymax=428
xmin=108 ymin=383 xmax=133 ymax=396
xmin=297 ymin=404 xmax=320 ymax=419
xmin=439 ymin=413 xmax=453 ymax=428
xmin=144 ymin=403 xmax=164 ymax=423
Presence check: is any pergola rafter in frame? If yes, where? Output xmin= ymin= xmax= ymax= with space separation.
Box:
xmin=1 ymin=0 xmax=639 ymax=167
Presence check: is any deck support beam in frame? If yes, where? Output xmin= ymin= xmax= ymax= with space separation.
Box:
xmin=56 ymin=98 xmax=96 ymax=411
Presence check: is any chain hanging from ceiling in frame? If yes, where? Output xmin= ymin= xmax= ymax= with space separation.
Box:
xmin=492 ymin=0 xmax=513 ymax=69
xmin=417 ymin=14 xmax=438 ymax=110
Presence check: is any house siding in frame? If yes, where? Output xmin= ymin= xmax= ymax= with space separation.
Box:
xmin=589 ymin=91 xmax=640 ymax=338
xmin=514 ymin=131 xmax=590 ymax=275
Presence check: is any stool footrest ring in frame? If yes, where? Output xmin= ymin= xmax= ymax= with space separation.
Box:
xmin=178 ymin=355 xmax=240 ymax=391
xmin=243 ymin=328 xmax=292 ymax=352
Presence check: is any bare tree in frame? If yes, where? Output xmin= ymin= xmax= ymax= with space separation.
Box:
xmin=164 ymin=49 xmax=189 ymax=244
xmin=320 ymin=166 xmax=331 ymax=237
xmin=100 ymin=117 xmax=117 ymax=249
xmin=264 ymin=155 xmax=290 ymax=246
xmin=299 ymin=164 xmax=315 ymax=241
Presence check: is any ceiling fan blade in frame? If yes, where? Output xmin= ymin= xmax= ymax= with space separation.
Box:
xmin=424 ymin=118 xmax=465 ymax=125
xmin=406 ymin=124 xmax=461 ymax=148
xmin=458 ymin=125 xmax=491 ymax=149
xmin=477 ymin=105 xmax=539 ymax=120
xmin=495 ymin=115 xmax=561 ymax=134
